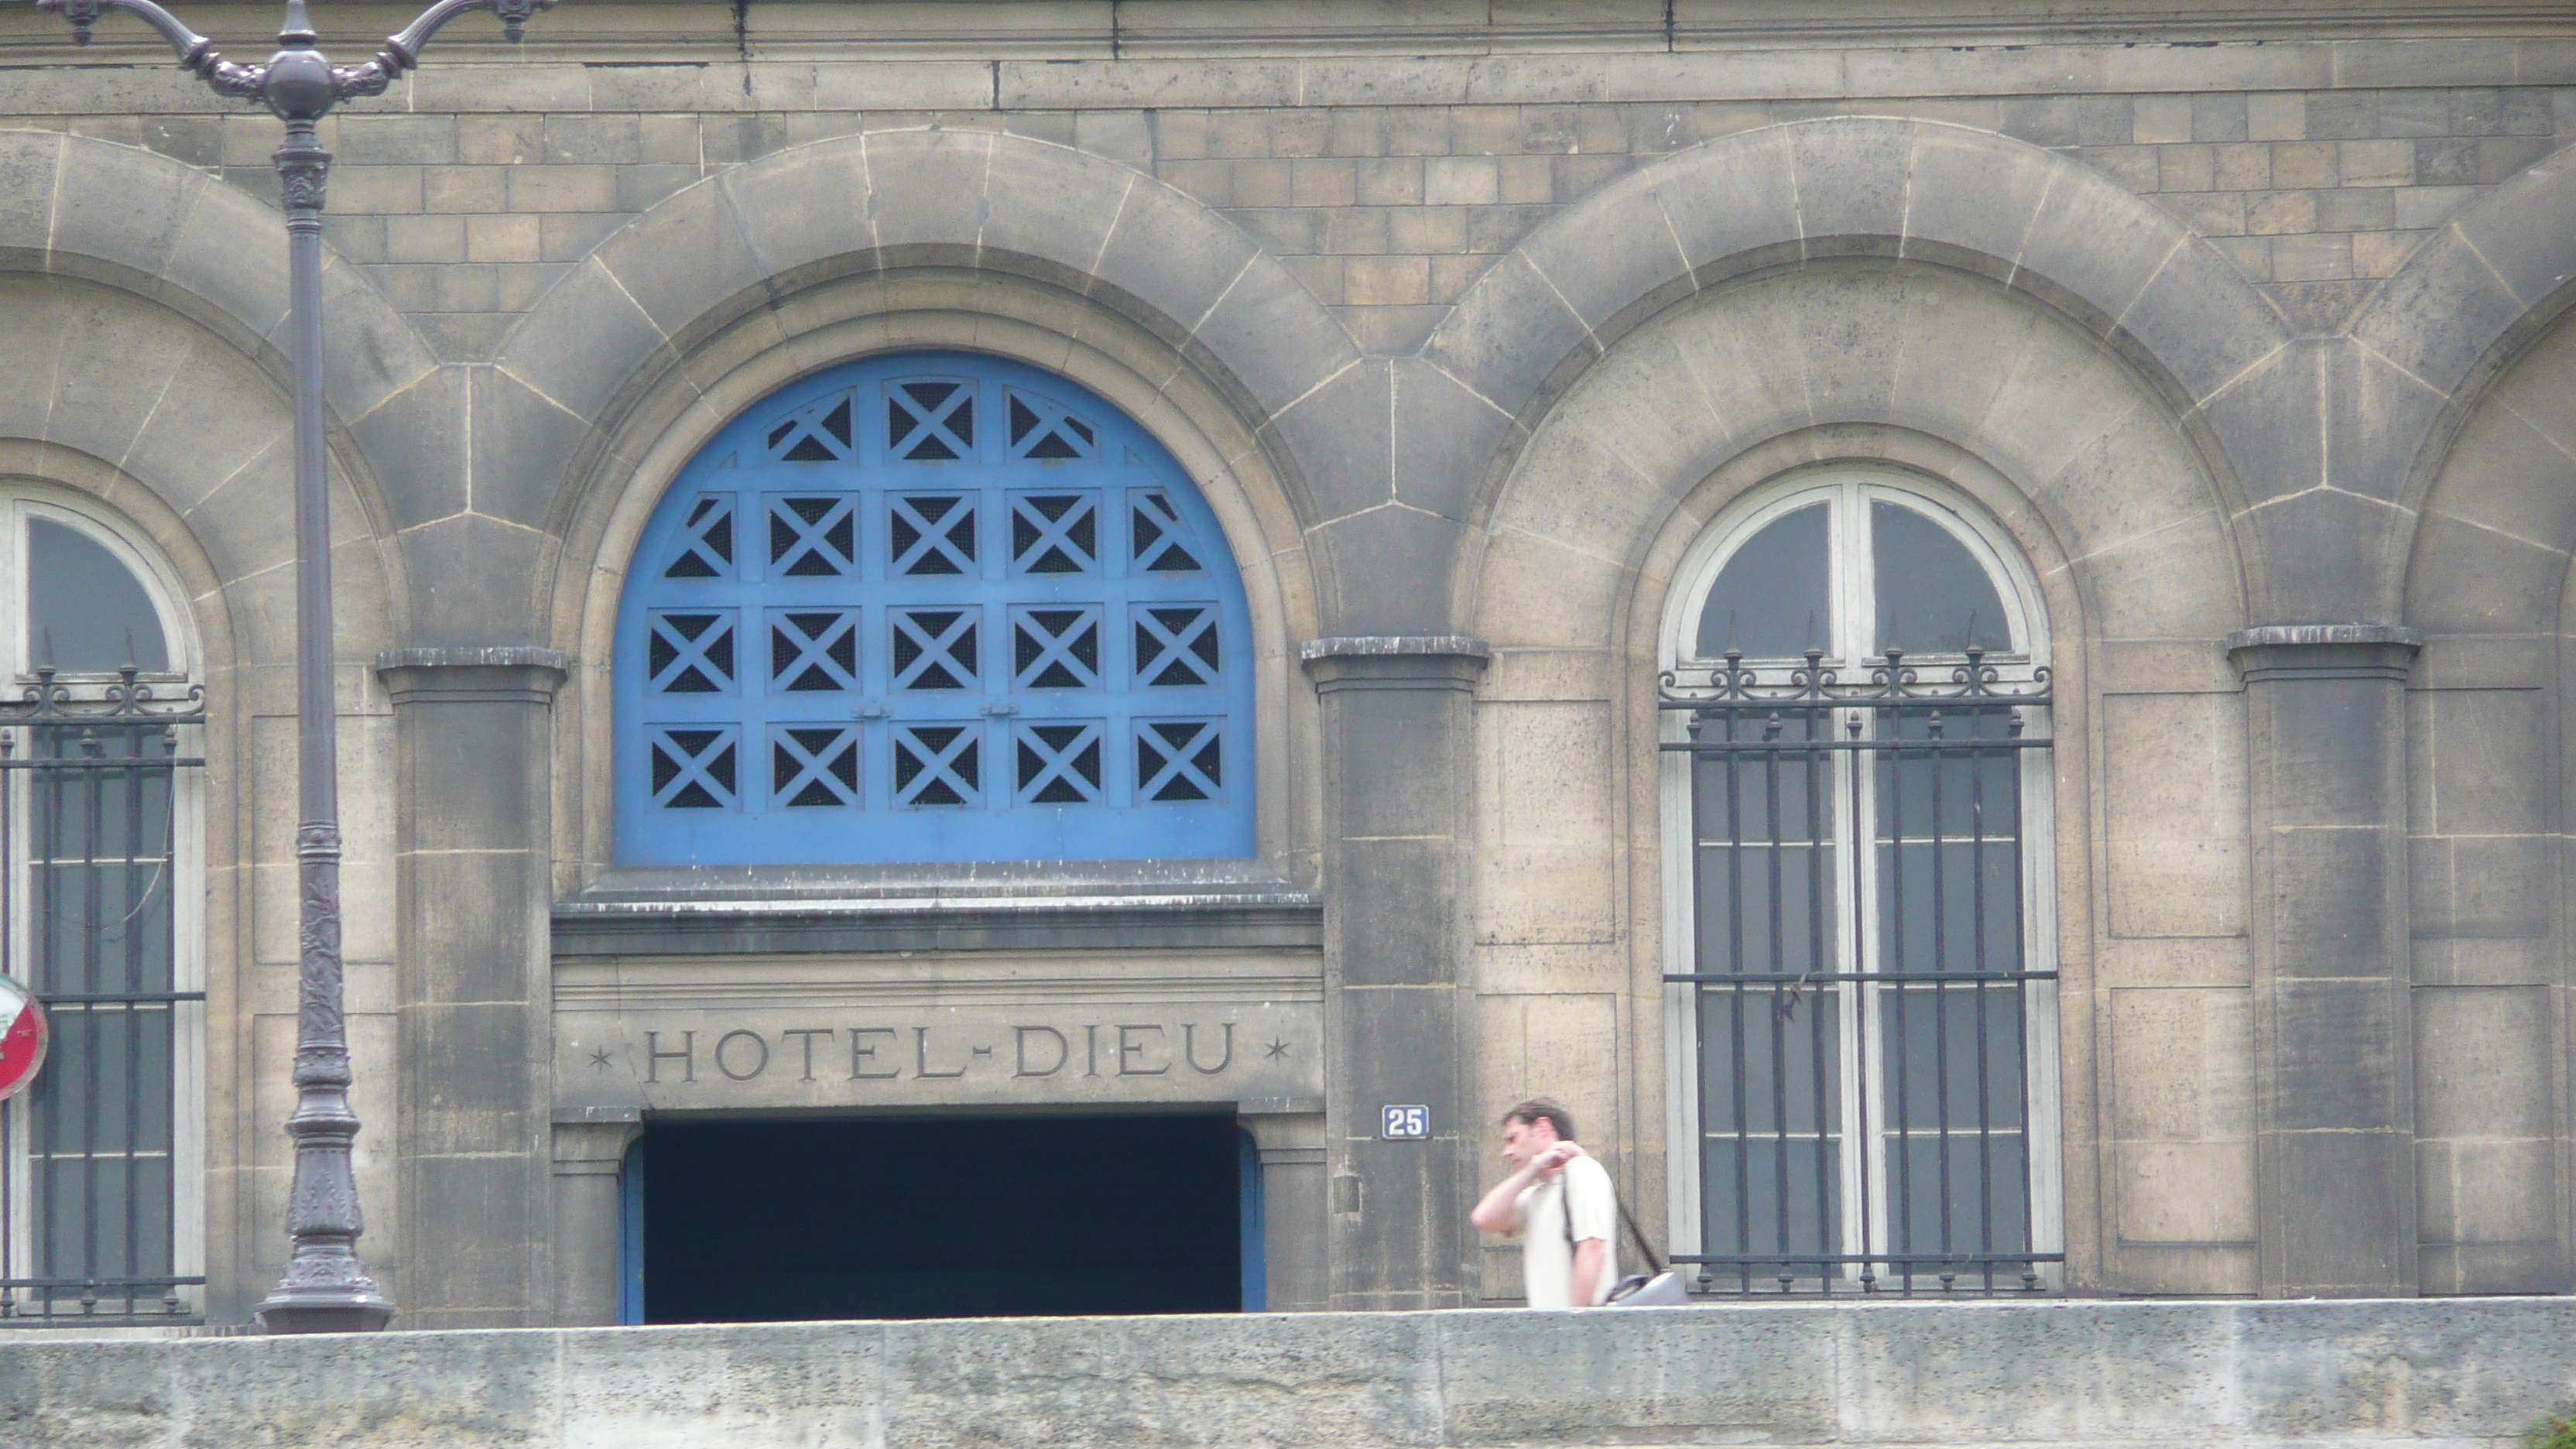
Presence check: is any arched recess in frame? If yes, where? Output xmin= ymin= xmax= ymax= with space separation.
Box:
xmin=492 ymin=129 xmax=1367 ymax=658
xmin=547 ymin=268 xmax=1326 ymax=889
xmin=1465 ymin=259 xmax=2257 ymax=1297
xmin=1409 ymin=116 xmax=2329 ymax=633
xmin=0 ymin=128 xmax=444 ymax=643
xmin=2396 ymin=296 xmax=2576 ymax=1296
xmin=0 ymin=128 xmax=422 ymax=1322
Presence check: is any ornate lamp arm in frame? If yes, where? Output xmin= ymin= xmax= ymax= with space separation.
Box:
xmin=36 ymin=0 xmax=265 ymax=97
xmin=337 ymin=0 xmax=557 ymax=99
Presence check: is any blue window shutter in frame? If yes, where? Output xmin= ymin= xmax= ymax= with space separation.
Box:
xmin=613 ymin=352 xmax=1257 ymax=865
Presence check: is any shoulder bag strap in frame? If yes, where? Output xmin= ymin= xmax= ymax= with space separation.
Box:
xmin=1561 ymin=1161 xmax=1667 ymax=1275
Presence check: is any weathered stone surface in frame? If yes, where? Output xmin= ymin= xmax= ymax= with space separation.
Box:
xmin=9 ymin=1300 xmax=2576 ymax=1447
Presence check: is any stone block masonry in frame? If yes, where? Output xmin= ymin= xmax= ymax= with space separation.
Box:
xmin=33 ymin=83 xmax=2576 ymax=352
xmin=6 ymin=1298 xmax=2575 ymax=1447
xmin=5 ymin=11 xmax=2576 ymax=352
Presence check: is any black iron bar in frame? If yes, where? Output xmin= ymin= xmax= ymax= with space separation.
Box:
xmin=1668 ymin=971 xmax=2056 ymax=984
xmin=1677 ymin=1251 xmax=2058 ymax=1266
xmin=1970 ymin=717 xmax=1995 ymax=1291
xmin=0 ymin=758 xmax=206 ymax=769
xmin=1882 ymin=712 xmax=1913 ymax=1290
xmin=1805 ymin=706 xmax=1832 ymax=1296
xmin=1764 ymin=716 xmax=1791 ymax=1287
xmin=1661 ymin=737 xmax=2050 ymax=752
xmin=123 ymin=727 xmax=146 ymax=1295
xmin=1928 ymin=711 xmax=1954 ymax=1287
xmin=26 ymin=992 xmax=206 ymax=1004
xmin=1846 ymin=709 xmax=1874 ymax=1292
xmin=1721 ymin=714 xmax=1750 ymax=1293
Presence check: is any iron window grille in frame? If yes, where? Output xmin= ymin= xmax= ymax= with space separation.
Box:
xmin=0 ymin=664 xmax=205 ymax=1324
xmin=1663 ymin=641 xmax=2060 ymax=1295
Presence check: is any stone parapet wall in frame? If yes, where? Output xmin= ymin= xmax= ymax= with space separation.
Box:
xmin=7 ymin=1299 xmax=2576 ymax=1447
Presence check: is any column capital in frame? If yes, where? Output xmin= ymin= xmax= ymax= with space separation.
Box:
xmin=2226 ymin=624 xmax=2422 ymax=684
xmin=374 ymin=646 xmax=570 ymax=704
xmin=1298 ymin=635 xmax=1491 ymax=691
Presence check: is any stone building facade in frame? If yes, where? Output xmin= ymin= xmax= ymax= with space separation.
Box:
xmin=0 ymin=0 xmax=2571 ymax=1327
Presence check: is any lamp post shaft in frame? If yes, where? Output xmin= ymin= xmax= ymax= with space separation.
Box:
xmin=37 ymin=0 xmax=553 ymax=1334
xmin=264 ymin=108 xmax=389 ymax=1334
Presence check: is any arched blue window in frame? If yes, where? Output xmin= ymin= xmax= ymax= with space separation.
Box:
xmin=615 ymin=352 xmax=1255 ymax=865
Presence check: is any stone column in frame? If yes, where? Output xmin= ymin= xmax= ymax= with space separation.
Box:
xmin=375 ymin=646 xmax=567 ymax=1328
xmin=1300 ymin=635 xmax=1488 ymax=1310
xmin=2228 ymin=625 xmax=2420 ymax=1297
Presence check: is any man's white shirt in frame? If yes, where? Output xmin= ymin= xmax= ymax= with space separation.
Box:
xmin=1513 ymin=1154 xmax=1619 ymax=1307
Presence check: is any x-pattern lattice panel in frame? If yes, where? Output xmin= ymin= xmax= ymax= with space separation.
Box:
xmin=888 ymin=378 xmax=975 ymax=461
xmin=1132 ymin=604 xmax=1221 ymax=687
xmin=891 ymin=608 xmax=980 ymax=692
xmin=1016 ymin=721 xmax=1106 ymax=804
xmin=1012 ymin=605 xmax=1102 ymax=690
xmin=648 ymin=725 xmax=739 ymax=810
xmin=663 ymin=495 xmax=736 ymax=580
xmin=889 ymin=492 xmax=978 ymax=576
xmin=769 ymin=608 xmax=859 ymax=694
xmin=1010 ymin=491 xmax=1100 ymax=575
xmin=646 ymin=609 xmax=738 ymax=695
xmin=1136 ymin=718 xmax=1224 ymax=803
xmin=763 ymin=392 xmax=857 ymax=463
xmin=768 ymin=494 xmax=858 ymax=577
xmin=892 ymin=722 xmax=982 ymax=807
xmin=615 ymin=352 xmax=1255 ymax=864
xmin=771 ymin=724 xmax=861 ymax=808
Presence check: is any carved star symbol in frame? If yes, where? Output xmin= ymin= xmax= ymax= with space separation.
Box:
xmin=587 ymin=1046 xmax=614 ymax=1073
xmin=1264 ymin=1037 xmax=1291 ymax=1062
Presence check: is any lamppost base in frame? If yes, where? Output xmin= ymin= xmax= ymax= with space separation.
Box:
xmin=256 ymin=1290 xmax=396 ymax=1334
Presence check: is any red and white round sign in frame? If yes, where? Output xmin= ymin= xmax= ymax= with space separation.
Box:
xmin=0 ymin=974 xmax=46 ymax=1103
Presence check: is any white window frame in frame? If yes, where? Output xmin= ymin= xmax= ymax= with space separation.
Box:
xmin=0 ymin=491 xmax=204 ymax=1321
xmin=1659 ymin=468 xmax=2062 ymax=1288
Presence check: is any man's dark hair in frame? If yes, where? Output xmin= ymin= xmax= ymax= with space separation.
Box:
xmin=1500 ymin=1098 xmax=1575 ymax=1141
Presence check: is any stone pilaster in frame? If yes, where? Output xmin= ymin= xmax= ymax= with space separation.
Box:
xmin=375 ymin=646 xmax=568 ymax=1328
xmin=1301 ymin=635 xmax=1489 ymax=1309
xmin=549 ymin=1109 xmax=641 ymax=1327
xmin=2228 ymin=624 xmax=2420 ymax=1297
xmin=1240 ymin=1100 xmax=1328 ymax=1311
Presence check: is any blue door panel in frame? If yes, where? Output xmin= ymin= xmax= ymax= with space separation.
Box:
xmin=615 ymin=353 xmax=1257 ymax=865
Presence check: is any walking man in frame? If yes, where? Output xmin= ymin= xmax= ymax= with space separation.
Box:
xmin=1469 ymin=1098 xmax=1619 ymax=1307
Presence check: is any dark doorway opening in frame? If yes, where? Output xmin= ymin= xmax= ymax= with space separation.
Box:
xmin=639 ymin=1113 xmax=1242 ymax=1322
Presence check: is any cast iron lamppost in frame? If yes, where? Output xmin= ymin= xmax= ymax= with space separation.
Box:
xmin=36 ymin=0 xmax=554 ymax=1334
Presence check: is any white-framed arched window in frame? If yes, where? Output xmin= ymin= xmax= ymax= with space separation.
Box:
xmin=0 ymin=490 xmax=205 ymax=1324
xmin=1658 ymin=469 xmax=2062 ymax=1294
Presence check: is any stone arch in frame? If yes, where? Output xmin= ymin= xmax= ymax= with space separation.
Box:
xmin=0 ymin=128 xmax=440 ymax=645
xmin=2390 ymin=279 xmax=2576 ymax=1294
xmin=491 ymin=128 xmax=1366 ymax=648
xmin=540 ymin=272 xmax=1329 ymax=889
xmin=1412 ymin=116 xmax=2322 ymax=629
xmin=0 ymin=139 xmax=415 ymax=1307
xmin=1466 ymin=259 xmax=2256 ymax=1293
xmin=2358 ymin=146 xmax=2576 ymax=522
